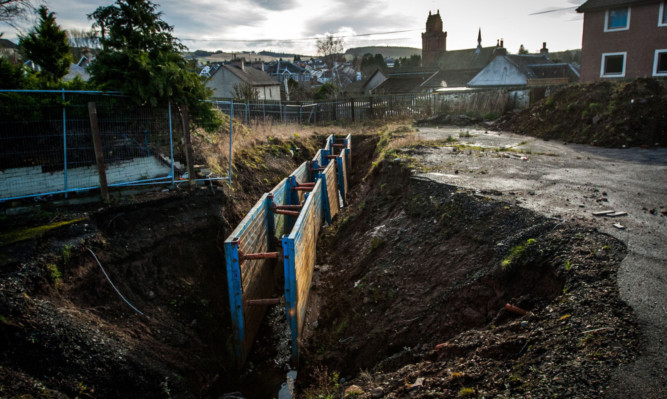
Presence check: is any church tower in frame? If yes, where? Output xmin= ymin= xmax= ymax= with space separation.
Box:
xmin=421 ymin=10 xmax=447 ymax=68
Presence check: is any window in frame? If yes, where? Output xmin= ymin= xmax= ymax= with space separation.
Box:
xmin=654 ymin=49 xmax=667 ymax=76
xmin=660 ymin=2 xmax=667 ymax=27
xmin=605 ymin=7 xmax=630 ymax=31
xmin=600 ymin=52 xmax=626 ymax=77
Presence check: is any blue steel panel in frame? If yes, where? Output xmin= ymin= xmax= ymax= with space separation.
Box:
xmin=318 ymin=167 xmax=332 ymax=225
xmin=282 ymin=235 xmax=299 ymax=363
xmin=336 ymin=155 xmax=346 ymax=206
xmin=224 ymin=241 xmax=245 ymax=366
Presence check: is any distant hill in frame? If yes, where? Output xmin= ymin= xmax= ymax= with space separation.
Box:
xmin=346 ymin=46 xmax=421 ymax=59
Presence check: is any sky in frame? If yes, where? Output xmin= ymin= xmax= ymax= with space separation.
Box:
xmin=1 ymin=0 xmax=586 ymax=55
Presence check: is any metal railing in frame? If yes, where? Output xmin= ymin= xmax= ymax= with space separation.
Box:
xmin=0 ymin=90 xmax=233 ymax=202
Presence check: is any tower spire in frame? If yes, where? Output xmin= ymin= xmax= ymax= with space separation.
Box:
xmin=475 ymin=28 xmax=482 ymax=54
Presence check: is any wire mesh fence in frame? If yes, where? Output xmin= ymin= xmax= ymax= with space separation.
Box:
xmin=0 ymin=90 xmax=178 ymax=202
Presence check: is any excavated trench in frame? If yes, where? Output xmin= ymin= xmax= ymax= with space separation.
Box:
xmin=0 ymin=133 xmax=635 ymax=398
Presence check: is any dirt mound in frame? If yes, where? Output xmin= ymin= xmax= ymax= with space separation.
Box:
xmin=300 ymin=161 xmax=639 ymax=398
xmin=496 ymin=78 xmax=667 ymax=147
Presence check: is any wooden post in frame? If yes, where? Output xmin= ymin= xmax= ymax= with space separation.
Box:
xmin=87 ymin=102 xmax=109 ymax=202
xmin=179 ymin=104 xmax=196 ymax=188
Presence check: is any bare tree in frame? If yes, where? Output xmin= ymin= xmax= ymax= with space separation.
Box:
xmin=316 ymin=34 xmax=343 ymax=69
xmin=68 ymin=28 xmax=100 ymax=48
xmin=0 ymin=0 xmax=36 ymax=27
xmin=232 ymin=81 xmax=258 ymax=102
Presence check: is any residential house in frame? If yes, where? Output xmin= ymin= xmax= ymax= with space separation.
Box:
xmin=266 ymin=60 xmax=311 ymax=85
xmin=0 ymin=38 xmax=20 ymax=63
xmin=202 ymin=61 xmax=281 ymax=100
xmin=468 ymin=46 xmax=580 ymax=87
xmin=63 ymin=55 xmax=93 ymax=82
xmin=576 ymin=0 xmax=667 ymax=80
xmin=342 ymin=69 xmax=388 ymax=96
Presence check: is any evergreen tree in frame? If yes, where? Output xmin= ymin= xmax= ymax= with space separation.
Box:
xmin=19 ymin=6 xmax=73 ymax=84
xmin=88 ymin=0 xmax=219 ymax=130
xmin=0 ymin=57 xmax=25 ymax=89
xmin=518 ymin=44 xmax=529 ymax=55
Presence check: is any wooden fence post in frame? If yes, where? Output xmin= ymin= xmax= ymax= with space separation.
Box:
xmin=87 ymin=102 xmax=109 ymax=202
xmin=180 ymin=104 xmax=196 ymax=188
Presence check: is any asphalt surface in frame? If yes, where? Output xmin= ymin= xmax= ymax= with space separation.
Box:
xmin=414 ymin=126 xmax=667 ymax=398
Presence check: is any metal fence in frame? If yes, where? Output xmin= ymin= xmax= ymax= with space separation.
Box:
xmin=212 ymin=93 xmax=438 ymax=125
xmin=0 ymin=90 xmax=232 ymax=203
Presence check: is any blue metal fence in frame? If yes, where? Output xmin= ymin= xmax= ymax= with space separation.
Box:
xmin=0 ymin=90 xmax=233 ymax=202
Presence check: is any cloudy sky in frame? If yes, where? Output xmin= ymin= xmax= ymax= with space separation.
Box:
xmin=1 ymin=0 xmax=586 ymax=55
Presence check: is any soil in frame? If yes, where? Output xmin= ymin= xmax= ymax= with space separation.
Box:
xmin=299 ymin=158 xmax=641 ymax=398
xmin=0 ymin=122 xmax=660 ymax=398
xmin=0 ymin=133 xmax=329 ymax=398
xmin=495 ymin=78 xmax=667 ymax=148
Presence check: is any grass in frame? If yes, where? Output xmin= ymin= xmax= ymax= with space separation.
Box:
xmin=501 ymin=238 xmax=536 ymax=271
xmin=46 ymin=263 xmax=62 ymax=288
xmin=0 ymin=218 xmax=87 ymax=246
xmin=459 ymin=387 xmax=476 ymax=397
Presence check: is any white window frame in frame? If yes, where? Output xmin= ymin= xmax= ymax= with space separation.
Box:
xmin=600 ymin=52 xmax=627 ymax=78
xmin=654 ymin=49 xmax=667 ymax=76
xmin=604 ymin=7 xmax=631 ymax=32
xmin=659 ymin=2 xmax=667 ymax=27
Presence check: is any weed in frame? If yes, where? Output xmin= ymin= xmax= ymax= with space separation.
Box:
xmin=459 ymin=131 xmax=473 ymax=138
xmin=446 ymin=135 xmax=458 ymax=143
xmin=560 ymin=314 xmax=572 ymax=321
xmin=61 ymin=244 xmax=72 ymax=265
xmin=501 ymin=238 xmax=536 ymax=271
xmin=459 ymin=387 xmax=476 ymax=397
xmin=46 ymin=264 xmax=62 ymax=288
xmin=302 ymin=367 xmax=340 ymax=399
xmin=566 ymin=103 xmax=576 ymax=112
xmin=564 ymin=260 xmax=572 ymax=271
xmin=545 ymin=97 xmax=554 ymax=106
xmin=518 ymin=140 xmax=528 ymax=146
xmin=450 ymin=372 xmax=463 ymax=381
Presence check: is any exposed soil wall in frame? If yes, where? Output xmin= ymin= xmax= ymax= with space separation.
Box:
xmin=299 ymin=159 xmax=640 ymax=398
xmin=496 ymin=78 xmax=667 ymax=147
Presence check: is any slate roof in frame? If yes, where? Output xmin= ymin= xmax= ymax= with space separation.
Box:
xmin=526 ymin=63 xmax=580 ymax=80
xmin=436 ymin=46 xmax=497 ymax=72
xmin=576 ymin=0 xmax=656 ymax=12
xmin=503 ymin=55 xmax=580 ymax=81
xmin=373 ymin=70 xmax=441 ymax=94
xmin=215 ymin=64 xmax=279 ymax=86
xmin=266 ymin=61 xmax=306 ymax=75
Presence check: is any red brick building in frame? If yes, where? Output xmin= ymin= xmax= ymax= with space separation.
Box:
xmin=577 ymin=0 xmax=667 ymax=81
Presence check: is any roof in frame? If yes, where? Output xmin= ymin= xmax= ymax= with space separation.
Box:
xmin=216 ymin=64 xmax=279 ymax=87
xmin=525 ymin=63 xmax=580 ymax=80
xmin=373 ymin=70 xmax=441 ymax=94
xmin=0 ymin=39 xmax=18 ymax=49
xmin=267 ymin=60 xmax=307 ymax=75
xmin=576 ymin=0 xmax=656 ymax=12
xmin=436 ymin=46 xmax=497 ymax=71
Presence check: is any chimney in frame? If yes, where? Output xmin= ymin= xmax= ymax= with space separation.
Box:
xmin=231 ymin=57 xmax=245 ymax=71
xmin=493 ymin=39 xmax=507 ymax=57
xmin=252 ymin=62 xmax=264 ymax=71
xmin=540 ymin=42 xmax=549 ymax=59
